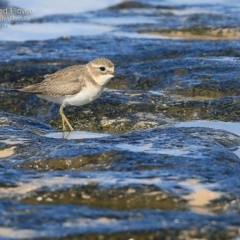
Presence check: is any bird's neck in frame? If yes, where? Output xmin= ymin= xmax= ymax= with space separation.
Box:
xmin=86 ymin=65 xmax=101 ymax=87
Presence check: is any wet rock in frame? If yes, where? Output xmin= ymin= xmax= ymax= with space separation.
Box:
xmin=1 ymin=37 xmax=240 ymax=95
xmin=108 ymin=1 xmax=150 ymax=10
xmin=22 ymin=184 xmax=181 ymax=211
xmin=0 ymin=115 xmax=240 ymax=238
xmin=203 ymin=96 xmax=240 ymax=121
xmin=1 ymin=37 xmax=240 ymax=132
xmin=0 ymin=0 xmax=240 ymax=239
xmin=141 ymin=27 xmax=240 ymax=40
xmin=106 ymin=0 xmax=240 ymax=40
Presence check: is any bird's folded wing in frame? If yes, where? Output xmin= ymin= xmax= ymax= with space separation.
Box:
xmin=43 ymin=79 xmax=85 ymax=96
xmin=18 ymin=65 xmax=86 ymax=96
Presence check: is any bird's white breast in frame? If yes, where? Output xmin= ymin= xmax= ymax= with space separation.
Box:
xmin=64 ymin=84 xmax=103 ymax=106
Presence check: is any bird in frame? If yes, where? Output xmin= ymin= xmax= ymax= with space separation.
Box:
xmin=17 ymin=58 xmax=115 ymax=132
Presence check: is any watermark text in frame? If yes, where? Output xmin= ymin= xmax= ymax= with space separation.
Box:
xmin=0 ymin=7 xmax=33 ymax=28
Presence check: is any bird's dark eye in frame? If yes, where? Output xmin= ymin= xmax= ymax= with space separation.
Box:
xmin=99 ymin=67 xmax=106 ymax=71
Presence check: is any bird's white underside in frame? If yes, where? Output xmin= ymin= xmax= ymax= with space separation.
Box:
xmin=37 ymin=74 xmax=114 ymax=106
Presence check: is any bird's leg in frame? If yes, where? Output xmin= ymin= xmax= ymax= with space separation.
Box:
xmin=59 ymin=105 xmax=74 ymax=132
xmin=59 ymin=105 xmax=67 ymax=131
xmin=64 ymin=115 xmax=74 ymax=132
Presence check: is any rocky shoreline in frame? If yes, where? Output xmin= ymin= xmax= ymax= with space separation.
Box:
xmin=0 ymin=0 xmax=240 ymax=239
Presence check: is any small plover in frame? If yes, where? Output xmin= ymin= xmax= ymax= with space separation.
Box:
xmin=17 ymin=58 xmax=115 ymax=131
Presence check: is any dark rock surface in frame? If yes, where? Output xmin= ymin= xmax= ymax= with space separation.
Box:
xmin=1 ymin=37 xmax=240 ymax=132
xmin=0 ymin=111 xmax=240 ymax=239
xmin=0 ymin=0 xmax=240 ymax=239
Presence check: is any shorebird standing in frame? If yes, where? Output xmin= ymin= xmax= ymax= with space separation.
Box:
xmin=17 ymin=58 xmax=115 ymax=131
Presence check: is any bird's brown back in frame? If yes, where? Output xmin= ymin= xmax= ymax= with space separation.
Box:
xmin=18 ymin=65 xmax=87 ymax=97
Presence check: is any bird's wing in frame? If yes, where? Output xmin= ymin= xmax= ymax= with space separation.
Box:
xmin=18 ymin=65 xmax=87 ymax=96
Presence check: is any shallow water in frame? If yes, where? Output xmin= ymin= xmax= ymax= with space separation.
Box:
xmin=1 ymin=0 xmax=121 ymax=41
xmin=175 ymin=120 xmax=240 ymax=136
xmin=2 ymin=0 xmax=239 ymax=41
xmin=0 ymin=22 xmax=114 ymax=41
xmin=45 ymin=131 xmax=111 ymax=139
xmin=9 ymin=0 xmax=122 ymax=17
